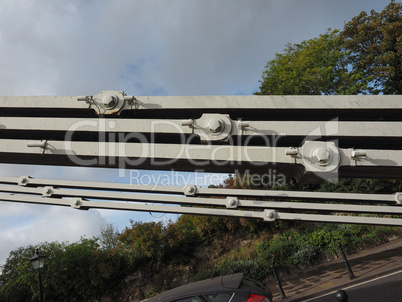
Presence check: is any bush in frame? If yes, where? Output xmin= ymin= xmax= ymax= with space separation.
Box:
xmin=219 ymin=260 xmax=263 ymax=280
xmin=292 ymin=244 xmax=319 ymax=268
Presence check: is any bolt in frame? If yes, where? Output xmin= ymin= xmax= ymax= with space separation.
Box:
xmin=311 ymin=147 xmax=331 ymax=165
xmin=266 ymin=211 xmax=276 ymax=220
xmin=18 ymin=176 xmax=29 ymax=186
xmin=226 ymin=197 xmax=238 ymax=208
xmin=102 ymin=95 xmax=117 ymax=109
xmin=43 ymin=187 xmax=53 ymax=196
xmin=71 ymin=199 xmax=82 ymax=208
xmin=207 ymin=119 xmax=224 ymax=133
xmin=396 ymin=193 xmax=402 ymax=205
xmin=184 ymin=185 xmax=197 ymax=196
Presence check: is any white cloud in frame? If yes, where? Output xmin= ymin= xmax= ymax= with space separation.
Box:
xmin=0 ymin=202 xmax=106 ymax=264
xmin=0 ymin=0 xmax=392 ymax=265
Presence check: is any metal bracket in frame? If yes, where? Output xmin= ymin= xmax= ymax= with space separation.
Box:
xmin=193 ymin=114 xmax=232 ymax=142
xmin=301 ymin=141 xmax=340 ymax=173
xmin=78 ymin=91 xmax=127 ymax=115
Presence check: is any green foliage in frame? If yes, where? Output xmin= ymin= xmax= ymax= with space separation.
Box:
xmin=341 ymin=0 xmax=402 ymax=94
xmin=256 ymin=1 xmax=402 ymax=95
xmin=118 ymin=221 xmax=166 ymax=266
xmin=0 ymin=238 xmax=129 ymax=302
xmin=0 ymin=246 xmax=37 ymax=302
xmin=99 ymin=223 xmax=119 ymax=251
xmin=256 ymin=29 xmax=363 ymax=95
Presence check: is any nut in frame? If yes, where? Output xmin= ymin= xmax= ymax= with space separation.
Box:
xmin=311 ymin=147 xmax=331 ymax=166
xmin=102 ymin=95 xmax=118 ymax=109
xmin=207 ymin=119 xmax=224 ymax=133
xmin=226 ymin=197 xmax=239 ymax=209
xmin=184 ymin=185 xmax=197 ymax=196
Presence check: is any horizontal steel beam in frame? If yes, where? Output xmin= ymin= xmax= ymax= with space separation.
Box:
xmin=1 ymin=94 xmax=401 ymax=110
xmin=1 ymin=117 xmax=400 ymax=138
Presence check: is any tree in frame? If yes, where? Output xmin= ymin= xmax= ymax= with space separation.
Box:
xmin=0 ymin=238 xmax=129 ymax=302
xmin=257 ymin=1 xmax=402 ymax=96
xmin=99 ymin=223 xmax=119 ymax=250
xmin=0 ymin=246 xmax=37 ymax=302
xmin=256 ymin=29 xmax=363 ymax=95
xmin=341 ymin=0 xmax=402 ymax=94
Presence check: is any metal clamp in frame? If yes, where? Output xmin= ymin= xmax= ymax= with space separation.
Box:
xmin=226 ymin=197 xmax=239 ymax=209
xmin=193 ymin=114 xmax=232 ymax=142
xmin=79 ymin=91 xmax=127 ymax=115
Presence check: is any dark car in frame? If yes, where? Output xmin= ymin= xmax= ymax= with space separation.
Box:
xmin=142 ymin=273 xmax=273 ymax=302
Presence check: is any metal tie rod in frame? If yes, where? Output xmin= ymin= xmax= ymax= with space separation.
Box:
xmin=0 ymin=183 xmax=401 ymax=215
xmin=0 ymin=193 xmax=401 ymax=226
xmin=0 ymin=176 xmax=399 ymax=204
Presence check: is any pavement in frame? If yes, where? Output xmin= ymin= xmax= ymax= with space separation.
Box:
xmin=265 ymin=237 xmax=402 ymax=302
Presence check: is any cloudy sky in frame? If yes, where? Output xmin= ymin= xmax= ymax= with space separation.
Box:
xmin=0 ymin=0 xmax=391 ymax=266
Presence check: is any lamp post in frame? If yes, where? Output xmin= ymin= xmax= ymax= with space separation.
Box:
xmin=30 ymin=249 xmax=46 ymax=302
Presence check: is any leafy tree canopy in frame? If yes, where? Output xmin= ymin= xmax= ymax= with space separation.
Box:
xmin=257 ymin=0 xmax=402 ymax=95
xmin=341 ymin=0 xmax=402 ymax=94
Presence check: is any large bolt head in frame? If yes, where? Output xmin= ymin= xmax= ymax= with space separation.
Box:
xmin=102 ymin=95 xmax=117 ymax=109
xmin=311 ymin=147 xmax=332 ymax=166
xmin=207 ymin=119 xmax=224 ymax=133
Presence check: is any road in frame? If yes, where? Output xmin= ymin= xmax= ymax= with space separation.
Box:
xmin=305 ymin=270 xmax=402 ymax=302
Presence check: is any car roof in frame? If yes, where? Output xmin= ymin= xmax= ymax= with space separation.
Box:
xmin=144 ymin=273 xmax=244 ymax=302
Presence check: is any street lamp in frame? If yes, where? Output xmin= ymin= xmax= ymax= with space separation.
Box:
xmin=30 ymin=249 xmax=46 ymax=302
